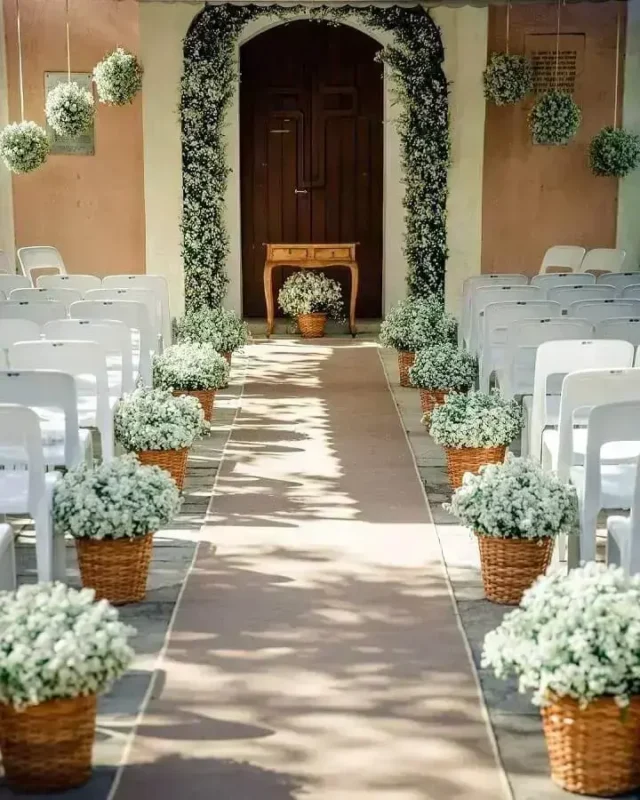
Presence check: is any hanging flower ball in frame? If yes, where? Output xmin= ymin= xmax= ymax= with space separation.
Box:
xmin=483 ymin=53 xmax=534 ymax=106
xmin=0 ymin=121 xmax=49 ymax=174
xmin=45 ymin=81 xmax=94 ymax=137
xmin=93 ymin=48 xmax=143 ymax=106
xmin=589 ymin=126 xmax=640 ymax=178
xmin=529 ymin=90 xmax=581 ymax=146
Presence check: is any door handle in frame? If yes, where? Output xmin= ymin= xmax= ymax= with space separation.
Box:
xmin=294 ymin=189 xmax=308 ymax=195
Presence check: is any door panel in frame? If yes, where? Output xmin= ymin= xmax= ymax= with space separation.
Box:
xmin=240 ymin=21 xmax=383 ymax=318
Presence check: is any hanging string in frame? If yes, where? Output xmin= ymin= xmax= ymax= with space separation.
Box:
xmin=505 ymin=0 xmax=511 ymax=55
xmin=15 ymin=0 xmax=25 ymax=121
xmin=554 ymin=0 xmax=562 ymax=89
xmin=613 ymin=2 xmax=621 ymax=128
xmin=65 ymin=0 xmax=71 ymax=82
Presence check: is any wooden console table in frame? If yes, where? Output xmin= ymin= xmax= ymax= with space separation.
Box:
xmin=263 ymin=243 xmax=359 ymax=337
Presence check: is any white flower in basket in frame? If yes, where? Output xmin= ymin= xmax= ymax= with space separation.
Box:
xmin=278 ymin=271 xmax=344 ymax=320
xmin=379 ymin=295 xmax=457 ymax=353
xmin=429 ymin=390 xmax=522 ymax=449
xmin=153 ymin=343 xmax=229 ymax=391
xmin=176 ymin=307 xmax=250 ymax=354
xmin=409 ymin=342 xmax=477 ymax=391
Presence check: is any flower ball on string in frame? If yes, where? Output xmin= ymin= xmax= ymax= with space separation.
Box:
xmin=589 ymin=127 xmax=640 ymax=178
xmin=93 ymin=48 xmax=143 ymax=106
xmin=45 ymin=81 xmax=94 ymax=137
xmin=483 ymin=53 xmax=534 ymax=106
xmin=0 ymin=121 xmax=49 ymax=174
xmin=529 ymin=90 xmax=581 ymax=146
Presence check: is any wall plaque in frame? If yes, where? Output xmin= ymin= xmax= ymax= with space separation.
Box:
xmin=524 ymin=34 xmax=585 ymax=96
xmin=44 ymin=72 xmax=95 ymax=155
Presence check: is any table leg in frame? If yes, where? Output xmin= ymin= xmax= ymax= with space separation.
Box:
xmin=348 ymin=263 xmax=359 ymax=337
xmin=264 ymin=263 xmax=275 ymax=337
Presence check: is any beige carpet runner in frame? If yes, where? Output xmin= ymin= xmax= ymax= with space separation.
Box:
xmin=114 ymin=341 xmax=508 ymax=800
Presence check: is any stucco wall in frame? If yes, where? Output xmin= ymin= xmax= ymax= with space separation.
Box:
xmin=0 ymin=2 xmax=14 ymax=266
xmin=2 ymin=0 xmax=145 ymax=275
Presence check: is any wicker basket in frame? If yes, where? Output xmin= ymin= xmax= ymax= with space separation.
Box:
xmin=445 ymin=445 xmax=506 ymax=490
xmin=172 ymin=389 xmax=215 ymax=422
xmin=222 ymin=351 xmax=232 ymax=365
xmin=419 ymin=389 xmax=448 ymax=416
xmin=476 ymin=534 xmax=553 ymax=605
xmin=397 ymin=351 xmax=415 ymax=388
xmin=76 ymin=533 xmax=154 ymax=605
xmin=541 ymin=695 xmax=640 ymax=796
xmin=0 ymin=695 xmax=96 ymax=792
xmin=298 ymin=313 xmax=327 ymax=338
xmin=136 ymin=447 xmax=189 ymax=491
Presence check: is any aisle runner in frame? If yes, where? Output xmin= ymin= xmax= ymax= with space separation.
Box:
xmin=114 ymin=341 xmax=508 ymax=800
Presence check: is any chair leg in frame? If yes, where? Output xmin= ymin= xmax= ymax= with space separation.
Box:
xmin=579 ymin=513 xmax=598 ymax=565
xmin=558 ymin=532 xmax=566 ymax=562
xmin=34 ymin=503 xmax=53 ymax=582
xmin=607 ymin=531 xmax=622 ymax=568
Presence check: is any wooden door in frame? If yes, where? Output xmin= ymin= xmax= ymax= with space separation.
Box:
xmin=240 ymin=21 xmax=383 ymax=318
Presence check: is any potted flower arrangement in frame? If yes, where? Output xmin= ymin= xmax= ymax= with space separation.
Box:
xmin=0 ymin=583 xmax=134 ymax=792
xmin=446 ymin=455 xmax=577 ymax=604
xmin=409 ymin=342 xmax=477 ymax=415
xmin=176 ymin=306 xmax=250 ymax=366
xmin=277 ymin=271 xmax=344 ymax=338
xmin=153 ymin=342 xmax=229 ymax=422
xmin=53 ymin=455 xmax=181 ymax=604
xmin=379 ymin=295 xmax=457 ymax=388
xmin=114 ymin=387 xmax=206 ymax=490
xmin=483 ymin=563 xmax=640 ymax=796
xmin=429 ymin=390 xmax=522 ymax=489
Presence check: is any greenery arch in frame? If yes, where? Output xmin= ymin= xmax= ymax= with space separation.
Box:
xmin=181 ymin=4 xmax=449 ymax=313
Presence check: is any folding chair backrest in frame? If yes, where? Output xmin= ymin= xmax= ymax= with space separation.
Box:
xmin=36 ymin=274 xmax=101 ymax=295
xmin=460 ymin=274 xmax=528 ymax=347
xmin=548 ymin=284 xmax=616 ymax=311
xmin=0 ymin=275 xmax=30 ymax=295
xmin=540 ymin=246 xmax=586 ymax=274
xmin=557 ymin=369 xmax=640 ymax=481
xmin=101 ymin=275 xmax=171 ymax=345
xmin=596 ymin=318 xmax=640 ymax=347
xmin=621 ymin=285 xmax=640 ymax=301
xmin=568 ymin=299 xmax=640 ymax=325
xmin=85 ymin=288 xmax=160 ymax=346
xmin=531 ymin=273 xmax=595 ymax=293
xmin=471 ymin=285 xmax=541 ymax=354
xmin=0 ymin=301 xmax=66 ymax=326
xmin=10 ymin=287 xmax=82 ymax=310
xmin=0 ymin=370 xmax=80 ymax=468
xmin=17 ymin=247 xmax=66 ymax=283
xmin=598 ymin=273 xmax=640 ymax=293
xmin=529 ymin=339 xmax=635 ymax=460
xmin=580 ymin=248 xmax=627 ymax=274
xmin=0 ymin=404 xmax=45 ymax=503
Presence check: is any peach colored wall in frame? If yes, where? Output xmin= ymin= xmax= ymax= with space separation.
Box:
xmin=3 ymin=0 xmax=145 ymax=275
xmin=482 ymin=3 xmax=624 ymax=276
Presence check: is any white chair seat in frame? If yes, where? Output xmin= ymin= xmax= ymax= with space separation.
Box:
xmin=571 ymin=463 xmax=637 ymax=510
xmin=0 ymin=470 xmax=60 ymax=515
xmin=0 ymin=407 xmax=93 ymax=468
xmin=543 ymin=429 xmax=640 ymax=471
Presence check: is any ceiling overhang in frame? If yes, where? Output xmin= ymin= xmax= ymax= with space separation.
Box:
xmin=137 ymin=0 xmax=625 ymax=6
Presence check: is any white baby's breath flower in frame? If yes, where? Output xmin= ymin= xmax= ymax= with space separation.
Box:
xmin=278 ymin=271 xmax=344 ymax=320
xmin=379 ymin=295 xmax=457 ymax=353
xmin=409 ymin=343 xmax=477 ymax=390
xmin=429 ymin=390 xmax=522 ymax=449
xmin=153 ymin=343 xmax=229 ymax=391
xmin=45 ymin=82 xmax=94 ymax=137
xmin=176 ymin=307 xmax=249 ymax=354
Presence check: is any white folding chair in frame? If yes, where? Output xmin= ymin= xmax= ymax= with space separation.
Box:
xmin=17 ymin=246 xmax=67 ymax=284
xmin=10 ymin=287 xmax=82 ymax=310
xmin=570 ymin=400 xmax=640 ymax=566
xmin=0 ymin=370 xmax=91 ymax=469
xmin=0 ymin=300 xmax=66 ymax=326
xmin=85 ymin=288 xmax=162 ymax=352
xmin=607 ymin=454 xmax=640 ymax=576
xmin=459 ymin=274 xmax=529 ymax=348
xmin=0 ymin=404 xmax=63 ymax=582
xmin=580 ymin=248 xmax=627 ymax=275
xmin=0 ymin=523 xmax=16 ymax=590
xmin=0 ymin=274 xmax=30 ymax=295
xmin=621 ymin=285 xmax=640 ymax=301
xmin=70 ymin=300 xmax=153 ymax=385
xmin=596 ymin=318 xmax=640 ymax=347
xmin=44 ymin=318 xmax=133 ymax=395
xmin=531 ymin=273 xmax=595 ymax=294
xmin=9 ymin=340 xmax=114 ymax=461
xmin=548 ymin=284 xmax=616 ymax=312
xmin=36 ymin=274 xmax=102 ymax=294
xmin=0 ymin=252 xmax=13 ymax=275
xmin=0 ymin=319 xmax=41 ymax=369
xmin=568 ymin=299 xmax=640 ymax=325
xmin=539 ymin=246 xmax=586 ymax=274
xmin=597 ymin=273 xmax=640 ymax=294
xmin=479 ymin=300 xmax=561 ymax=392
xmin=526 ymin=339 xmax=635 ymax=461
xmin=470 ymin=285 xmax=541 ymax=356
xmin=102 ymin=275 xmax=171 ymax=348
xmin=497 ymin=318 xmax=594 ymax=399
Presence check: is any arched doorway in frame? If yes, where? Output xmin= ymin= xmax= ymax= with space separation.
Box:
xmin=240 ymin=21 xmax=384 ymax=318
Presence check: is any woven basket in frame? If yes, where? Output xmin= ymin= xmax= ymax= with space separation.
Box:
xmin=397 ymin=351 xmax=415 ymax=387
xmin=476 ymin=534 xmax=553 ymax=605
xmin=419 ymin=389 xmax=448 ymax=416
xmin=541 ymin=695 xmax=640 ymax=796
xmin=172 ymin=389 xmax=215 ymax=422
xmin=0 ymin=695 xmax=96 ymax=792
xmin=222 ymin=351 xmax=232 ymax=365
xmin=445 ymin=445 xmax=506 ymax=490
xmin=76 ymin=533 xmax=154 ymax=605
xmin=136 ymin=447 xmax=189 ymax=491
xmin=298 ymin=313 xmax=327 ymax=338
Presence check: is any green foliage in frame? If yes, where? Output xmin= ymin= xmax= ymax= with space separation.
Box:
xmin=483 ymin=53 xmax=533 ymax=106
xmin=589 ymin=127 xmax=640 ymax=179
xmin=529 ymin=91 xmax=581 ymax=146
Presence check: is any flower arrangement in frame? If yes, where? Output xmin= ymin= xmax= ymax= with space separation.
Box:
xmin=0 ymin=121 xmax=49 ymax=174
xmin=446 ymin=455 xmax=578 ymax=540
xmin=0 ymin=583 xmax=134 ymax=709
xmin=529 ymin=90 xmax=581 ymax=146
xmin=53 ymin=455 xmax=181 ymax=541
xmin=409 ymin=342 xmax=477 ymax=391
xmin=589 ymin=126 xmax=640 ymax=178
xmin=153 ymin=343 xmax=229 ymax=391
xmin=379 ymin=295 xmax=457 ymax=353
xmin=429 ymin=390 xmax=522 ymax=449
xmin=45 ymin=82 xmax=95 ymax=137
xmin=278 ymin=271 xmax=344 ymax=320
xmin=176 ymin=307 xmax=250 ymax=354
xmin=93 ymin=48 xmax=143 ymax=105
xmin=114 ymin=387 xmax=206 ymax=452
xmin=483 ymin=53 xmax=533 ymax=106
